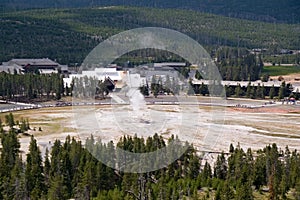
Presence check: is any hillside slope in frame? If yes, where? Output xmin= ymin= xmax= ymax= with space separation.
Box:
xmin=1 ymin=0 xmax=299 ymax=23
xmin=1 ymin=7 xmax=299 ymax=64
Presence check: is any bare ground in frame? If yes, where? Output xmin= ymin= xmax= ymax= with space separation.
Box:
xmin=1 ymin=100 xmax=299 ymax=160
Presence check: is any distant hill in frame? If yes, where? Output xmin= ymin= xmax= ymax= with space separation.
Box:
xmin=1 ymin=7 xmax=299 ymax=64
xmin=1 ymin=0 xmax=300 ymax=23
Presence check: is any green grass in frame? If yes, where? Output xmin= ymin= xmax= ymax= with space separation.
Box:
xmin=262 ymin=65 xmax=300 ymax=76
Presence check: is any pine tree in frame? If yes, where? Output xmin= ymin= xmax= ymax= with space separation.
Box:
xmin=47 ymin=175 xmax=68 ymax=200
xmin=0 ymin=119 xmax=4 ymax=133
xmin=214 ymin=152 xmax=227 ymax=180
xmin=266 ymin=144 xmax=282 ymax=200
xmin=279 ymin=81 xmax=286 ymax=100
xmin=0 ymin=129 xmax=20 ymax=199
xmin=250 ymin=87 xmax=256 ymax=99
xmin=44 ymin=148 xmax=51 ymax=189
xmin=202 ymin=162 xmax=212 ymax=187
xmin=229 ymin=144 xmax=234 ymax=153
xmin=5 ymin=113 xmax=15 ymax=129
xmin=256 ymin=84 xmax=263 ymax=99
xmin=215 ymin=184 xmax=221 ymax=200
xmin=253 ymin=153 xmax=267 ymax=190
xmin=294 ymin=178 xmax=300 ymax=200
xmin=246 ymin=82 xmax=251 ymax=98
xmin=220 ymin=180 xmax=234 ymax=200
xmin=235 ymin=181 xmax=253 ymax=200
xmin=234 ymin=84 xmax=243 ymax=97
xmin=25 ymin=136 xmax=45 ymax=199
xmin=269 ymin=85 xmax=275 ymax=99
xmin=0 ymin=129 xmax=20 ymax=176
xmin=10 ymin=156 xmax=28 ymax=200
xmin=195 ymin=70 xmax=203 ymax=80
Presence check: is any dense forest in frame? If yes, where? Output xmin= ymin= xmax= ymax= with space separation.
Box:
xmin=142 ymin=73 xmax=296 ymax=100
xmin=0 ymin=73 xmax=114 ymax=101
xmin=0 ymin=113 xmax=300 ymax=199
xmin=214 ymin=49 xmax=264 ymax=81
xmin=1 ymin=7 xmax=300 ymax=64
xmin=0 ymin=73 xmax=64 ymax=101
xmin=1 ymin=0 xmax=299 ymax=24
xmin=216 ymin=81 xmax=296 ymax=100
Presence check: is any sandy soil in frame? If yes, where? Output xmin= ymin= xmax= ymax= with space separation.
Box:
xmin=270 ymin=73 xmax=300 ymax=83
xmin=228 ymin=104 xmax=300 ymax=113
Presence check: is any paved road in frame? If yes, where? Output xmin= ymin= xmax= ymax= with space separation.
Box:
xmin=1 ymin=95 xmax=294 ymax=114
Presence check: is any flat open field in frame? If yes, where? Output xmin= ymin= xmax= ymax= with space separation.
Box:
xmin=1 ymin=98 xmax=300 ymax=159
xmin=262 ymin=65 xmax=300 ymax=77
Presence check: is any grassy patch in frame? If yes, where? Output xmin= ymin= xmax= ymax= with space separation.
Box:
xmin=262 ymin=65 xmax=300 ymax=76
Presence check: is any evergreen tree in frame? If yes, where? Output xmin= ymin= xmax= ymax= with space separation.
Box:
xmin=234 ymin=84 xmax=243 ymax=97
xmin=0 ymin=129 xmax=20 ymax=177
xmin=44 ymin=148 xmax=51 ymax=189
xmin=294 ymin=178 xmax=300 ymax=200
xmin=0 ymin=129 xmax=20 ymax=199
xmin=246 ymin=82 xmax=251 ymax=98
xmin=47 ymin=175 xmax=69 ymax=200
xmin=200 ymin=82 xmax=208 ymax=96
xmin=250 ymin=87 xmax=256 ymax=99
xmin=202 ymin=162 xmax=212 ymax=187
xmin=5 ymin=113 xmax=15 ymax=129
xmin=220 ymin=180 xmax=234 ymax=200
xmin=195 ymin=70 xmax=203 ymax=80
xmin=269 ymin=85 xmax=275 ymax=99
xmin=10 ymin=156 xmax=28 ymax=200
xmin=279 ymin=81 xmax=286 ymax=99
xmin=25 ymin=136 xmax=45 ymax=199
xmin=214 ymin=152 xmax=227 ymax=180
xmin=139 ymin=85 xmax=149 ymax=96
xmin=253 ymin=153 xmax=267 ymax=190
xmin=0 ymin=119 xmax=3 ymax=133
xmin=266 ymin=144 xmax=282 ymax=200
xmin=256 ymin=84 xmax=264 ymax=99
xmin=235 ymin=181 xmax=253 ymax=200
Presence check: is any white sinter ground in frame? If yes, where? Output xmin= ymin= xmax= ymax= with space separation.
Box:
xmin=2 ymin=97 xmax=298 ymax=162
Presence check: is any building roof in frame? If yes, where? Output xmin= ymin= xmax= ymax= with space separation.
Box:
xmin=60 ymin=65 xmax=68 ymax=70
xmin=82 ymin=68 xmax=123 ymax=81
xmin=64 ymin=68 xmax=126 ymax=87
xmin=153 ymin=62 xmax=186 ymax=67
xmin=0 ymin=64 xmax=24 ymax=74
xmin=9 ymin=58 xmax=59 ymax=66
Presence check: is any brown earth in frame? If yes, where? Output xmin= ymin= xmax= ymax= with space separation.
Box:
xmin=228 ymin=105 xmax=300 ymax=113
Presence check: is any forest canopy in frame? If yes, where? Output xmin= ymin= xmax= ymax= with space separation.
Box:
xmin=1 ymin=113 xmax=300 ymax=199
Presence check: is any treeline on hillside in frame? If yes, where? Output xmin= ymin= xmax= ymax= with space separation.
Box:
xmin=1 ymin=113 xmax=300 ymax=199
xmin=0 ymin=73 xmax=64 ymax=101
xmin=0 ymin=15 xmax=100 ymax=64
xmin=115 ymin=49 xmax=186 ymax=67
xmin=214 ymin=48 xmax=264 ymax=81
xmin=2 ymin=0 xmax=299 ymax=24
xmin=1 ymin=7 xmax=300 ymax=64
